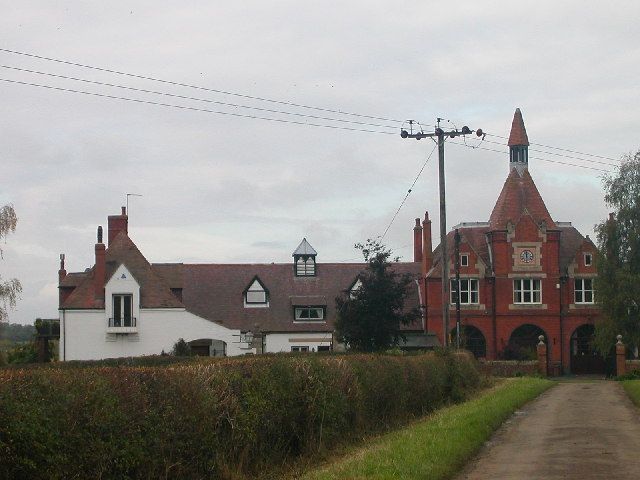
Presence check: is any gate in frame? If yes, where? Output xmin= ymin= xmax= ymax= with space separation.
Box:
xmin=570 ymin=324 xmax=605 ymax=374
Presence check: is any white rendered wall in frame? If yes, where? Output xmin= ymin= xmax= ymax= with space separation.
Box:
xmin=264 ymin=332 xmax=333 ymax=353
xmin=60 ymin=308 xmax=245 ymax=360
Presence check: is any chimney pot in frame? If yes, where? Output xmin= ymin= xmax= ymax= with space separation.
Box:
xmin=97 ymin=225 xmax=103 ymax=244
xmin=413 ymin=218 xmax=423 ymax=262
xmin=121 ymin=206 xmax=126 ymax=215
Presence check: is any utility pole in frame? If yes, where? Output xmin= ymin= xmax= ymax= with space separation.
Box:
xmin=401 ymin=119 xmax=482 ymax=348
xmin=454 ymin=228 xmax=461 ymax=349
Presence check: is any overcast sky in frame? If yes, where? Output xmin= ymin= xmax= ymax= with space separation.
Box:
xmin=1 ymin=1 xmax=638 ymax=324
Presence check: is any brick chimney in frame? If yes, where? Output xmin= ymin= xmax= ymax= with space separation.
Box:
xmin=94 ymin=226 xmax=105 ymax=300
xmin=413 ymin=218 xmax=423 ymax=262
xmin=58 ymin=253 xmax=66 ymax=283
xmin=108 ymin=206 xmax=128 ymax=246
xmin=422 ymin=211 xmax=433 ymax=273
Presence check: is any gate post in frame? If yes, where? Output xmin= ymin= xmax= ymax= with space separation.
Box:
xmin=537 ymin=335 xmax=548 ymax=377
xmin=616 ymin=335 xmax=626 ymax=377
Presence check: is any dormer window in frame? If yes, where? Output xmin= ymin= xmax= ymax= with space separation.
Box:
xmin=460 ymin=254 xmax=469 ymax=267
xmin=350 ymin=278 xmax=363 ymax=299
xmin=293 ymin=238 xmax=318 ymax=277
xmin=244 ymin=277 xmax=268 ymax=307
xmin=111 ymin=294 xmax=134 ymax=327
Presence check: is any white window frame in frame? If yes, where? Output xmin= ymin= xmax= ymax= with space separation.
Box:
xmin=574 ymin=278 xmax=595 ymax=304
xmin=111 ymin=294 xmax=134 ymax=327
xmin=291 ymin=346 xmax=309 ymax=352
xmin=513 ymin=278 xmax=542 ymax=304
xmin=450 ymin=278 xmax=479 ymax=304
xmin=245 ymin=279 xmax=268 ymax=305
xmin=294 ymin=306 xmax=325 ymax=321
xmin=584 ymin=253 xmax=593 ymax=267
xmin=460 ymin=254 xmax=469 ymax=267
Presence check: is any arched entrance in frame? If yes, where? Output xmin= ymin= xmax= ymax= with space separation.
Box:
xmin=505 ymin=324 xmax=546 ymax=361
xmin=188 ymin=339 xmax=227 ymax=357
xmin=570 ymin=324 xmax=605 ymax=374
xmin=451 ymin=325 xmax=487 ymax=358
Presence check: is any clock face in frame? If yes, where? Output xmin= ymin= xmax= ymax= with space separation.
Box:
xmin=520 ymin=249 xmax=534 ymax=263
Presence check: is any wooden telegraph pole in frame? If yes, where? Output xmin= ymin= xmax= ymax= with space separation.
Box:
xmin=401 ymin=119 xmax=482 ymax=348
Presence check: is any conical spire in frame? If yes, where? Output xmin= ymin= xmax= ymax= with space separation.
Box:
xmin=508 ymin=108 xmax=529 ymax=146
xmin=508 ymin=108 xmax=529 ymax=175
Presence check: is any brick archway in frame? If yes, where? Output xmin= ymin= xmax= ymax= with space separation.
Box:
xmin=504 ymin=324 xmax=548 ymax=361
xmin=450 ymin=325 xmax=487 ymax=358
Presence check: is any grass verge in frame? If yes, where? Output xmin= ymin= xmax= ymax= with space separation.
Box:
xmin=301 ymin=377 xmax=554 ymax=480
xmin=622 ymin=380 xmax=640 ymax=408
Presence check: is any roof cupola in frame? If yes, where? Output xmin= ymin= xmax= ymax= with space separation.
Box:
xmin=293 ymin=238 xmax=317 ymax=276
xmin=508 ymin=108 xmax=529 ymax=176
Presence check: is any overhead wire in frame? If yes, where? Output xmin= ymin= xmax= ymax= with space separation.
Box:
xmin=0 ymin=47 xmax=405 ymax=124
xmin=380 ymin=143 xmax=437 ymax=240
xmin=0 ymin=64 xmax=398 ymax=130
xmin=0 ymin=47 xmax=621 ymax=169
xmin=485 ymin=132 xmax=618 ymax=163
xmin=0 ymin=77 xmax=397 ymax=136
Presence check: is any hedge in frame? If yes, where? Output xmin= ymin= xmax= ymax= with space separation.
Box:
xmin=0 ymin=351 xmax=480 ymax=480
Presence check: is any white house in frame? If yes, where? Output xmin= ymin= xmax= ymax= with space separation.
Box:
xmin=58 ymin=208 xmax=433 ymax=360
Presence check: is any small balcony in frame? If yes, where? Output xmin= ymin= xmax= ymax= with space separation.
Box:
xmin=107 ymin=317 xmax=138 ymax=334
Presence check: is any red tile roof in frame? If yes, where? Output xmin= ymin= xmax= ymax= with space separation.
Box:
xmin=489 ymin=168 xmax=556 ymax=230
xmin=62 ymin=234 xmax=423 ymax=333
xmin=61 ymin=232 xmax=183 ymax=310
xmin=507 ymin=108 xmax=529 ymax=146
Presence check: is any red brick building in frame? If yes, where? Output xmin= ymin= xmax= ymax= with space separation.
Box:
xmin=415 ymin=109 xmax=601 ymax=374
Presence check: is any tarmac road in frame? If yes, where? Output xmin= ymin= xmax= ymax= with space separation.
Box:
xmin=455 ymin=380 xmax=640 ymax=479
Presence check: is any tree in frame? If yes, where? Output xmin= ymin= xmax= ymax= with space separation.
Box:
xmin=334 ymin=239 xmax=420 ymax=352
xmin=0 ymin=204 xmax=22 ymax=322
xmin=594 ymin=150 xmax=640 ymax=355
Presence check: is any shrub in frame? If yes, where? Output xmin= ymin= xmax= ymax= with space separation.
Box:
xmin=171 ymin=338 xmax=193 ymax=356
xmin=0 ymin=351 xmax=480 ymax=479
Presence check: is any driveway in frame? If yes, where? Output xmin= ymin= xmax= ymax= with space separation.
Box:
xmin=455 ymin=380 xmax=640 ymax=479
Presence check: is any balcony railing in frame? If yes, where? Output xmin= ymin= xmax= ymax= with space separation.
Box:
xmin=107 ymin=317 xmax=137 ymax=333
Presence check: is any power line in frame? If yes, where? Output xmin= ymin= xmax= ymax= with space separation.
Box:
xmin=0 ymin=77 xmax=397 ymax=136
xmin=0 ymin=47 xmax=620 ymax=167
xmin=380 ymin=143 xmax=437 ymax=240
xmin=0 ymin=64 xmax=398 ymax=130
xmin=478 ymin=137 xmax=619 ymax=168
xmin=449 ymin=140 xmax=612 ymax=173
xmin=0 ymin=46 xmax=405 ymax=124
xmin=485 ymin=132 xmax=618 ymax=163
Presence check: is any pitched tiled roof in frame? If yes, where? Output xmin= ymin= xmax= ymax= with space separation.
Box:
xmin=558 ymin=225 xmax=586 ymax=272
xmin=59 ymin=272 xmax=88 ymax=287
xmin=428 ymin=226 xmax=491 ymax=278
xmin=61 ymin=233 xmax=183 ymax=309
xmin=507 ymin=108 xmax=529 ymax=146
xmin=489 ymin=168 xmax=556 ymax=230
xmin=177 ymin=262 xmax=422 ymax=332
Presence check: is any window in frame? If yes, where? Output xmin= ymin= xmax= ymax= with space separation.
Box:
xmin=111 ymin=294 xmax=134 ymax=327
xmin=584 ymin=253 xmax=593 ymax=266
xmin=291 ymin=346 xmax=309 ymax=352
xmin=294 ymin=306 xmax=325 ymax=321
xmin=460 ymin=254 xmax=469 ymax=267
xmin=245 ymin=278 xmax=267 ymax=304
xmin=350 ymin=278 xmax=362 ymax=299
xmin=513 ymin=279 xmax=541 ymax=304
xmin=295 ymin=257 xmax=316 ymax=276
xmin=451 ymin=279 xmax=479 ymax=304
xmin=575 ymin=278 xmax=594 ymax=304
xmin=318 ymin=345 xmax=331 ymax=352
